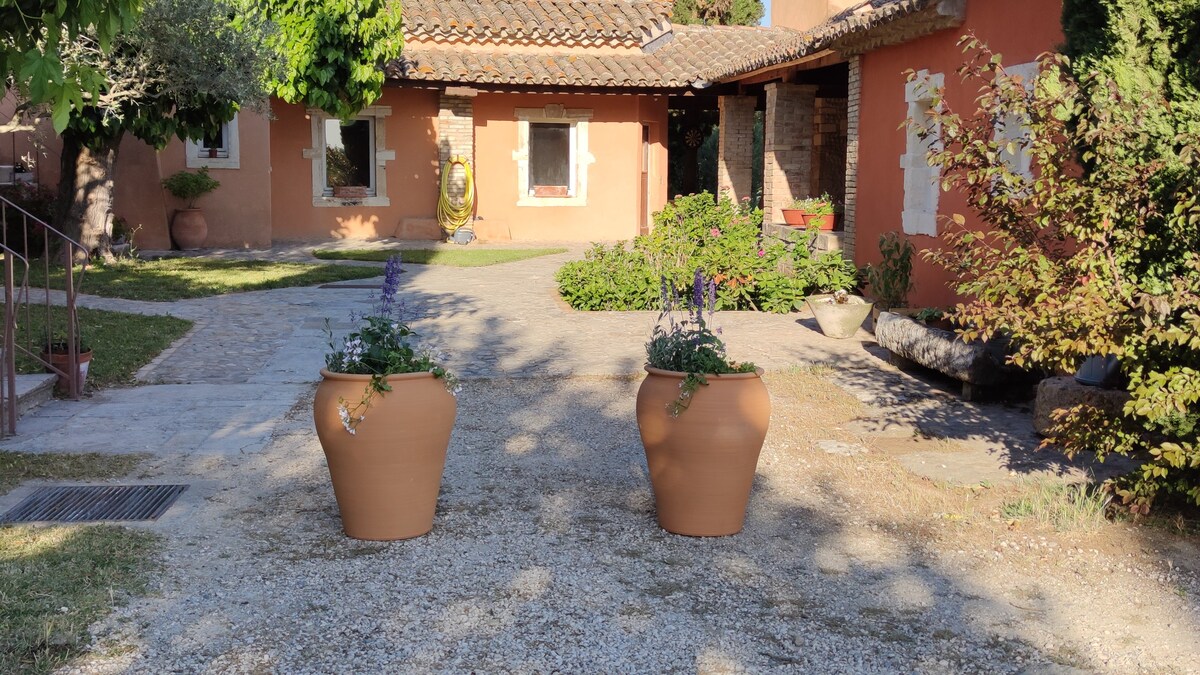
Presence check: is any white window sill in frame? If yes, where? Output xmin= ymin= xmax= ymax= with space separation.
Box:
xmin=186 ymin=157 xmax=239 ymax=170
xmin=313 ymin=196 xmax=390 ymax=208
xmin=516 ymin=195 xmax=586 ymax=208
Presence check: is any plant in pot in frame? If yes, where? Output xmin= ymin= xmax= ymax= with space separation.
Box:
xmin=636 ymin=269 xmax=770 ymax=537
xmin=805 ymin=251 xmax=874 ymax=341
xmin=41 ymin=336 xmax=92 ymax=397
xmin=315 ymin=256 xmax=460 ymax=540
xmin=863 ymin=232 xmax=915 ymax=326
xmin=780 ymin=193 xmax=838 ymax=231
xmin=161 ymin=167 xmax=219 ymax=250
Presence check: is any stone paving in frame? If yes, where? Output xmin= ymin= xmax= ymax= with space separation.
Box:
xmin=2 ymin=242 xmax=1099 ymax=482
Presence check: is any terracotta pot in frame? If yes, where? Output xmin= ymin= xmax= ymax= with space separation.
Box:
xmin=171 ymin=208 xmax=208 ymax=250
xmin=801 ymin=212 xmax=838 ymax=231
xmin=635 ymin=366 xmax=770 ymax=536
xmin=40 ymin=348 xmax=92 ymax=394
xmin=313 ymin=369 xmax=456 ymax=540
xmin=332 ymin=185 xmax=370 ymax=199
xmin=781 ymin=209 xmax=806 ymax=226
xmin=806 ymin=294 xmax=874 ymax=339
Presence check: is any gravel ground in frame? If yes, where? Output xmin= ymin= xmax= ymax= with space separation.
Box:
xmin=54 ymin=370 xmax=1200 ymax=674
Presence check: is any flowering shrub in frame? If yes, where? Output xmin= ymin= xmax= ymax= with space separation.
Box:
xmin=556 ymin=192 xmax=857 ymax=312
xmin=324 ymin=256 xmax=458 ymax=433
xmin=646 ymin=269 xmax=757 ymax=416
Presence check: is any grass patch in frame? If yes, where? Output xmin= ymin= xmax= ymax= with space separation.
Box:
xmin=1001 ymin=480 xmax=1113 ymax=532
xmin=49 ymin=258 xmax=384 ymax=301
xmin=1 ymin=452 xmax=156 ymax=674
xmin=312 ymin=247 xmax=567 ymax=266
xmin=0 ymin=525 xmax=159 ymax=674
xmin=6 ymin=305 xmax=192 ymax=389
xmin=0 ymin=452 xmax=146 ymax=496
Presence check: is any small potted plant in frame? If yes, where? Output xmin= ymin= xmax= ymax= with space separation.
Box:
xmin=863 ymin=232 xmax=915 ymax=326
xmin=635 ymin=270 xmax=770 ymax=537
xmin=780 ymin=193 xmax=838 ymax=230
xmin=314 ymin=256 xmax=460 ymax=541
xmin=41 ymin=337 xmax=92 ymax=396
xmin=806 ymin=289 xmax=874 ymax=339
xmin=161 ymin=167 xmax=219 ymax=250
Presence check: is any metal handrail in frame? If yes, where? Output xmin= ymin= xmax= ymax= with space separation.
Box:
xmin=0 ymin=192 xmax=90 ymax=436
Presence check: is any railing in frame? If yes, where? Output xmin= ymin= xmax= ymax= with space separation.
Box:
xmin=0 ymin=194 xmax=89 ymax=436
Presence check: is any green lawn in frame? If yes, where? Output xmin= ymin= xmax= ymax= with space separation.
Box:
xmin=1 ymin=452 xmax=157 ymax=674
xmin=312 ymin=247 xmax=568 ymax=266
xmin=7 ymin=305 xmax=193 ymax=389
xmin=49 ymin=258 xmax=384 ymax=301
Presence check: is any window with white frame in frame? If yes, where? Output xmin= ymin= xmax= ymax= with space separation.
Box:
xmin=185 ymin=114 xmax=239 ymax=169
xmin=901 ymin=70 xmax=944 ymax=237
xmin=514 ymin=105 xmax=593 ymax=206
xmin=995 ymin=61 xmax=1038 ymax=181
xmin=305 ymin=106 xmax=394 ymax=207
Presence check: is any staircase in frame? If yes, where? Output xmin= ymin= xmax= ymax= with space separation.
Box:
xmin=0 ymin=195 xmax=89 ymax=436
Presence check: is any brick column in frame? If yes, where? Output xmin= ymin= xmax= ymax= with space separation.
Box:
xmin=716 ymin=95 xmax=756 ymax=204
xmin=437 ymin=93 xmax=474 ymax=202
xmin=842 ymin=56 xmax=861 ymax=261
xmin=763 ymin=83 xmax=818 ymax=227
xmin=811 ymin=96 xmax=848 ymax=202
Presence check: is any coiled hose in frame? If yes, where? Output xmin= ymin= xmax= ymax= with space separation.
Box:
xmin=437 ymin=155 xmax=475 ymax=238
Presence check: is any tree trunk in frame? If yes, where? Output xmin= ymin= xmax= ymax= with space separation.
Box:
xmin=56 ymin=132 xmax=123 ymax=263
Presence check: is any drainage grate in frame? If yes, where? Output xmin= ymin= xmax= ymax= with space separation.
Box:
xmin=0 ymin=484 xmax=188 ymax=523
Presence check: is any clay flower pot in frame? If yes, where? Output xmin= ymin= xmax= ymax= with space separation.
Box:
xmin=313 ymin=369 xmax=456 ymax=540
xmin=40 ymin=347 xmax=92 ymax=394
xmin=635 ymin=366 xmax=771 ymax=536
xmin=171 ymin=208 xmax=208 ymax=250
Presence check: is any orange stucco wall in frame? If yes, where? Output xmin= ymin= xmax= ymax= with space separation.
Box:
xmin=269 ymin=90 xmax=440 ymax=241
xmin=472 ymin=92 xmax=668 ymax=241
xmin=855 ymin=0 xmax=1064 ymax=308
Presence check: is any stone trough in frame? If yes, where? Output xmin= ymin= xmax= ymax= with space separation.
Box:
xmin=873 ymin=311 xmax=1028 ymax=401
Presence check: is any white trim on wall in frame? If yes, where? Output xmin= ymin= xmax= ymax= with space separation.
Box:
xmin=901 ymin=69 xmax=944 ymax=237
xmin=512 ymin=105 xmax=594 ymax=208
xmin=995 ymin=61 xmax=1038 ymax=181
xmin=185 ymin=114 xmax=240 ymax=170
xmin=302 ymin=106 xmax=395 ymax=208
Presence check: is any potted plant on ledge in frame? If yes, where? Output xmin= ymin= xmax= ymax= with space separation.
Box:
xmin=162 ymin=167 xmax=219 ymax=250
xmin=780 ymin=193 xmax=838 ymax=230
xmin=314 ymin=256 xmax=460 ymax=540
xmin=635 ymin=270 xmax=771 ymax=537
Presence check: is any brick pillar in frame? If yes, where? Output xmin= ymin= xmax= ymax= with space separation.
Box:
xmin=811 ymin=97 xmax=848 ymax=203
xmin=437 ymin=93 xmax=474 ymax=202
xmin=763 ymin=83 xmax=817 ymax=226
xmin=716 ymin=95 xmax=756 ymax=204
xmin=842 ymin=56 xmax=861 ymax=261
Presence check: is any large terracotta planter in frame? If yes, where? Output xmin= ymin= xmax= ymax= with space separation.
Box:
xmin=313 ymin=369 xmax=456 ymax=540
xmin=635 ymin=366 xmax=771 ymax=536
xmin=171 ymin=208 xmax=208 ymax=250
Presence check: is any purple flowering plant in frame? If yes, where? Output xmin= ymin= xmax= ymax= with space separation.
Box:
xmin=645 ymin=269 xmax=757 ymax=416
xmin=324 ymin=255 xmax=459 ymax=433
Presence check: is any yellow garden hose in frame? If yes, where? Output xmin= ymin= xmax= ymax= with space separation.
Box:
xmin=437 ymin=155 xmax=475 ymax=237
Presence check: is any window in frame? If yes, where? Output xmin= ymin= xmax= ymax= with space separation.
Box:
xmin=324 ymin=118 xmax=375 ymax=196
xmin=305 ymin=106 xmax=394 ymax=207
xmin=514 ymin=105 xmax=593 ymax=207
xmin=185 ymin=114 xmax=239 ymax=169
xmin=528 ymin=123 xmax=573 ymax=197
xmin=901 ymin=70 xmax=944 ymax=236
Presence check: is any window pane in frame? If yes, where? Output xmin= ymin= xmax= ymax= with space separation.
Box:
xmin=202 ymin=126 xmax=224 ymax=150
xmin=325 ymin=119 xmax=373 ymax=188
xmin=529 ymin=123 xmax=570 ymax=190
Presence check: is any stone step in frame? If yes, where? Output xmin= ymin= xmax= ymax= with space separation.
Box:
xmin=12 ymin=373 xmax=58 ymax=418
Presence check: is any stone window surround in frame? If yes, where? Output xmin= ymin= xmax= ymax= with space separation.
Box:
xmin=995 ymin=61 xmax=1038 ymax=181
xmin=901 ymin=69 xmax=944 ymax=237
xmin=302 ymin=106 xmax=396 ymax=208
xmin=185 ymin=114 xmax=239 ymax=170
xmin=513 ymin=104 xmax=594 ymax=207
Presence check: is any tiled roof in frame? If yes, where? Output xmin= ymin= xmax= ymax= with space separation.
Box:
xmin=402 ymin=0 xmax=673 ymax=45
xmin=388 ymin=24 xmax=805 ymax=88
xmin=699 ymin=0 xmax=943 ymax=81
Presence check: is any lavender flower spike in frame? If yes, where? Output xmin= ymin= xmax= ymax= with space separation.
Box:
xmin=707 ymin=279 xmax=716 ymax=317
xmin=376 ymin=255 xmax=403 ymax=316
xmin=692 ymin=268 xmax=704 ymax=314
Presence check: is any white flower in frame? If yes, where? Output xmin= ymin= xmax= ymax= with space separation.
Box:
xmin=337 ymin=405 xmax=358 ymax=435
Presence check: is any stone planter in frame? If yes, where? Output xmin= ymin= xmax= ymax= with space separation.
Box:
xmin=635 ymin=366 xmax=770 ymax=536
xmin=806 ymin=294 xmax=873 ymax=339
xmin=313 ymin=369 xmax=456 ymax=540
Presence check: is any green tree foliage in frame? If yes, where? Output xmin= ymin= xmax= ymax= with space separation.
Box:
xmin=0 ymin=0 xmax=141 ymax=132
xmin=263 ymin=0 xmax=404 ymax=119
xmin=913 ymin=37 xmax=1200 ymax=514
xmin=672 ymin=0 xmax=764 ymax=26
xmin=1061 ymin=0 xmax=1200 ymax=174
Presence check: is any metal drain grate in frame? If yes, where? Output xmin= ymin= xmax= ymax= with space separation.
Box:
xmin=0 ymin=484 xmax=188 ymax=523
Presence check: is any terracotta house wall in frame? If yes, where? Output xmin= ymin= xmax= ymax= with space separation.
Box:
xmin=269 ymin=90 xmax=440 ymax=241
xmin=854 ymin=0 xmax=1064 ymax=309
xmin=472 ymin=92 xmax=669 ymax=241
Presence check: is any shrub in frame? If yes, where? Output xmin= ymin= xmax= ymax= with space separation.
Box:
xmin=0 ymin=182 xmax=58 ymax=257
xmin=863 ymin=232 xmax=914 ymax=310
xmin=915 ymin=37 xmax=1200 ymax=513
xmin=555 ymin=192 xmax=857 ymax=313
xmin=161 ymin=168 xmax=220 ymax=208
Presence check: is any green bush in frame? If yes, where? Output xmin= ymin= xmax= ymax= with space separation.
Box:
xmin=555 ymin=192 xmax=857 ymax=312
xmin=161 ymin=167 xmax=220 ymax=208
